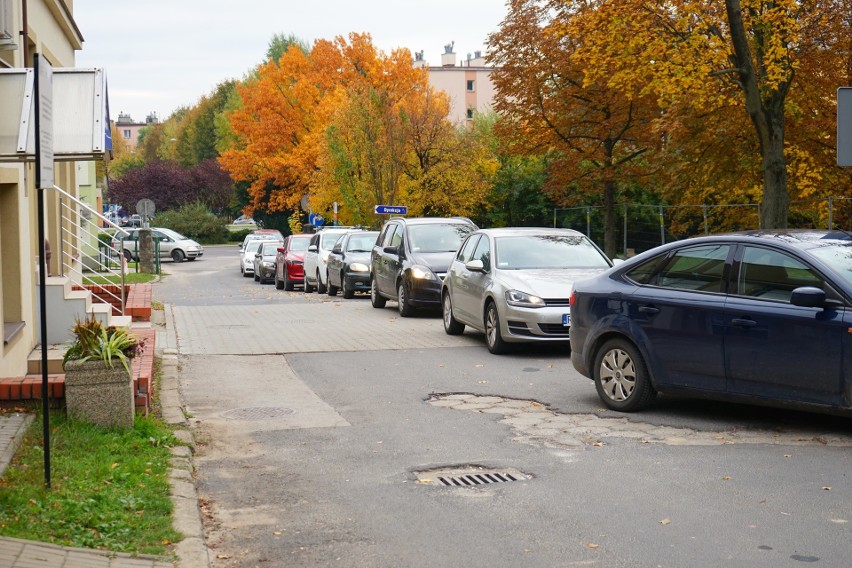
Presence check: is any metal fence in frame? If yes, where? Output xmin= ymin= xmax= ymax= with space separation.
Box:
xmin=555 ymin=196 xmax=852 ymax=257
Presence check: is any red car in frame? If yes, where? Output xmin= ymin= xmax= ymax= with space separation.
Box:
xmin=274 ymin=234 xmax=313 ymax=290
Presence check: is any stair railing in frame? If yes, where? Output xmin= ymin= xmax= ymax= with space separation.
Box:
xmin=52 ymin=185 xmax=131 ymax=316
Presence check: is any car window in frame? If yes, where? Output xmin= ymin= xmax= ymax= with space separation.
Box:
xmin=472 ymin=235 xmax=491 ymax=271
xmin=245 ymin=240 xmax=264 ymax=254
xmin=289 ymin=237 xmax=310 ymax=252
xmin=457 ymin=235 xmax=480 ymax=262
xmin=651 ymin=244 xmax=730 ymax=292
xmin=389 ymin=225 xmax=403 ymax=248
xmin=379 ymin=224 xmax=396 ymax=247
xmin=262 ymin=243 xmax=279 ymax=255
xmin=408 ymin=224 xmax=472 ymax=253
xmin=737 ymin=246 xmax=824 ymax=302
xmin=321 ymin=232 xmax=343 ymax=249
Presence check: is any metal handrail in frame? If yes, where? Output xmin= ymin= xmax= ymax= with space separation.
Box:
xmin=51 ymin=184 xmax=130 ymax=316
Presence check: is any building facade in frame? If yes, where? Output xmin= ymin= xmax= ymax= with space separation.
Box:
xmin=115 ymin=111 xmax=159 ymax=149
xmin=0 ymin=0 xmax=84 ymax=377
xmin=415 ymin=45 xmax=496 ymax=125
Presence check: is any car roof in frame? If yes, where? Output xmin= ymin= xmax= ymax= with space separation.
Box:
xmin=388 ymin=217 xmax=476 ymax=226
xmin=475 ymin=227 xmax=587 ymax=238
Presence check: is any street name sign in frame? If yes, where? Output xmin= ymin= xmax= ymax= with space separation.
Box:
xmin=374 ymin=205 xmax=408 ymax=215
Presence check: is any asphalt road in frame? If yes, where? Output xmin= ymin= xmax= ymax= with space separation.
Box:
xmin=155 ymin=245 xmax=852 ymax=568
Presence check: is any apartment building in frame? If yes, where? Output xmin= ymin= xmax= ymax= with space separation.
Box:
xmin=0 ymin=0 xmax=88 ymax=377
xmin=115 ymin=111 xmax=159 ymax=149
xmin=414 ymin=43 xmax=496 ymax=125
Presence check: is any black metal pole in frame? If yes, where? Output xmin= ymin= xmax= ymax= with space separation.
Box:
xmin=35 ymin=54 xmax=51 ymax=488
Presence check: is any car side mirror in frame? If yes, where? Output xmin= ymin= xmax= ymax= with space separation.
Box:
xmin=277 ymin=247 xmax=285 ymax=253
xmin=383 ymin=245 xmax=399 ymax=255
xmin=465 ymin=259 xmax=485 ymax=272
xmin=332 ymin=246 xmax=342 ymax=254
xmin=790 ymin=286 xmax=826 ymax=308
xmin=308 ymin=245 xmax=318 ymax=252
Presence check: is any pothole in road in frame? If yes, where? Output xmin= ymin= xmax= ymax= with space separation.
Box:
xmin=427 ymin=394 xmax=852 ymax=448
xmin=221 ymin=407 xmax=296 ymax=421
xmin=413 ymin=465 xmax=532 ymax=487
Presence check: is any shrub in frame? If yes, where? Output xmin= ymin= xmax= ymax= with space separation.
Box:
xmin=152 ymin=202 xmax=229 ymax=244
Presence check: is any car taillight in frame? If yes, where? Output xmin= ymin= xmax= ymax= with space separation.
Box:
xmin=569 ymin=291 xmax=576 ymax=307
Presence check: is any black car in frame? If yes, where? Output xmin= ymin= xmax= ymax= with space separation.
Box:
xmin=370 ymin=217 xmax=477 ymax=316
xmin=569 ymin=230 xmax=852 ymax=415
xmin=326 ymin=230 xmax=380 ymax=298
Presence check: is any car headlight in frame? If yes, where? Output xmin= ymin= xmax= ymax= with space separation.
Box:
xmin=410 ymin=265 xmax=436 ymax=280
xmin=263 ymin=261 xmax=274 ymax=268
xmin=505 ymin=289 xmax=546 ymax=308
xmin=349 ymin=262 xmax=369 ymax=272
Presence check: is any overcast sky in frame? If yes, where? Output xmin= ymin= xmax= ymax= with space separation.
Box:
xmin=74 ymin=1 xmax=509 ymax=123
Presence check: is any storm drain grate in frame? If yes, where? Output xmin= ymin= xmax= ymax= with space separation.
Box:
xmin=415 ymin=466 xmax=531 ymax=487
xmin=221 ymin=407 xmax=296 ymax=421
xmin=437 ymin=472 xmax=521 ymax=487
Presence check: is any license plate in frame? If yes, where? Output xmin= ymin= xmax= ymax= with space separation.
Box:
xmin=562 ymin=314 xmax=571 ymax=327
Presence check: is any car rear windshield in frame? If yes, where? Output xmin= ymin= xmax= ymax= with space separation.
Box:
xmin=289 ymin=238 xmax=310 ymax=251
xmin=408 ymin=224 xmax=473 ymax=253
xmin=494 ymin=235 xmax=611 ymax=270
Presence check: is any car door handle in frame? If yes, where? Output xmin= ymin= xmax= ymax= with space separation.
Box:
xmin=638 ymin=306 xmax=660 ymax=315
xmin=731 ymin=318 xmax=757 ymax=328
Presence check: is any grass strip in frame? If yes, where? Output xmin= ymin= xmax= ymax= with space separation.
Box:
xmin=0 ymin=413 xmax=181 ymax=557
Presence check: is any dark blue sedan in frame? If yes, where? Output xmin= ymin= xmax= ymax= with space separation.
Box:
xmin=569 ymin=230 xmax=852 ymax=414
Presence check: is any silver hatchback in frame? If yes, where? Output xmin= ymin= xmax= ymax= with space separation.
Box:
xmin=441 ymin=228 xmax=612 ymax=354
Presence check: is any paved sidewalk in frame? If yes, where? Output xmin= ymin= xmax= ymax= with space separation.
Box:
xmin=0 ymin=304 xmax=208 ymax=568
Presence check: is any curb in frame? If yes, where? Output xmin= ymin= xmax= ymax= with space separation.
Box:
xmin=156 ymin=306 xmax=211 ymax=568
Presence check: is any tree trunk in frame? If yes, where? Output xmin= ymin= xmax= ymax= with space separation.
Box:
xmin=726 ymin=0 xmax=790 ymax=229
xmin=602 ymin=179 xmax=617 ymax=258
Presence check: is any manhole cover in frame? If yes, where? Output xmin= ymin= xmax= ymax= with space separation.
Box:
xmin=221 ymin=407 xmax=296 ymax=421
xmin=414 ymin=466 xmax=531 ymax=487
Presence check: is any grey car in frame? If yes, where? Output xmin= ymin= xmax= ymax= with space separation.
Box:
xmin=253 ymin=240 xmax=284 ymax=284
xmin=441 ymin=227 xmax=612 ymax=354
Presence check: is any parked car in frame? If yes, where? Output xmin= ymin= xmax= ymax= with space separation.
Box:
xmin=441 ymin=228 xmax=612 ymax=354
xmin=303 ymin=227 xmax=356 ymax=294
xmin=239 ymin=229 xmax=285 ymax=252
xmin=233 ymin=215 xmax=256 ymax=225
xmin=241 ymin=239 xmax=277 ymax=277
xmin=253 ymin=240 xmax=284 ymax=284
xmin=370 ymin=217 xmax=477 ymax=316
xmin=114 ymin=227 xmax=204 ymax=263
xmin=275 ymin=234 xmax=313 ymax=290
xmin=569 ymin=230 xmax=852 ymax=415
xmin=326 ymin=230 xmax=380 ymax=298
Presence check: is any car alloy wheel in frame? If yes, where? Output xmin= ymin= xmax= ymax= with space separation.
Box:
xmin=283 ymin=268 xmax=294 ymax=291
xmin=442 ymin=292 xmax=464 ymax=335
xmin=171 ymin=249 xmax=185 ymax=263
xmin=398 ymin=281 xmax=415 ymax=317
xmin=485 ymin=302 xmax=509 ymax=354
xmin=370 ymin=277 xmax=386 ymax=308
xmin=593 ymin=339 xmax=657 ymax=412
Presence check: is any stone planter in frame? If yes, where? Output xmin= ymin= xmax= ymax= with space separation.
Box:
xmin=64 ymin=359 xmax=135 ymax=429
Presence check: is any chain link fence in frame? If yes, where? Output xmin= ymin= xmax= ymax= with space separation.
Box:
xmin=555 ymin=196 xmax=852 ymax=257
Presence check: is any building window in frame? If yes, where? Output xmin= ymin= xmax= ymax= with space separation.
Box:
xmin=123 ymin=130 xmax=131 ymax=139
xmin=466 ymin=108 xmax=475 ymax=120
xmin=466 ymin=80 xmax=475 ymax=92
xmin=0 ymin=0 xmax=15 ymax=50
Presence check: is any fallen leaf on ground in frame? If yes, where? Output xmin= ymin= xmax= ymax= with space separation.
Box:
xmin=822 ymin=486 xmax=832 ymax=491
xmin=660 ymin=518 xmax=671 ymax=525
xmin=587 ymin=543 xmax=599 ymax=549
xmin=722 ymin=476 xmax=732 ymax=481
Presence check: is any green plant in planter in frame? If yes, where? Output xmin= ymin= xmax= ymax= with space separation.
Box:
xmin=63 ymin=316 xmax=144 ymax=374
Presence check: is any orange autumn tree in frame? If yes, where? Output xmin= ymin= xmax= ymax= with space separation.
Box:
xmin=569 ymin=0 xmax=852 ymax=229
xmin=488 ymin=0 xmax=660 ymax=256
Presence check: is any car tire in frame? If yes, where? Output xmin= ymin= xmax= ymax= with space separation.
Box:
xmin=123 ymin=249 xmax=133 ymax=262
xmin=171 ymin=249 xmax=185 ymax=263
xmin=485 ymin=302 xmax=509 ymax=354
xmin=275 ymin=271 xmax=284 ymax=290
xmin=316 ymin=271 xmax=327 ymax=294
xmin=342 ymin=274 xmax=355 ymax=299
xmin=442 ymin=292 xmax=464 ymax=335
xmin=327 ymin=274 xmax=338 ymax=297
xmin=304 ymin=276 xmax=315 ymax=293
xmin=254 ymin=272 xmax=260 ymax=282
xmin=284 ymin=269 xmax=294 ymax=291
xmin=243 ymin=270 xmax=252 ymax=278
xmin=370 ymin=277 xmax=386 ymax=308
xmin=397 ymin=280 xmax=417 ymax=317
xmin=593 ymin=338 xmax=657 ymax=412
xmin=188 ymin=257 xmax=197 ymax=261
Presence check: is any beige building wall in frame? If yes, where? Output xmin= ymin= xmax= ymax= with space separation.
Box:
xmin=421 ymin=49 xmax=495 ymax=125
xmin=0 ymin=0 xmax=83 ymax=377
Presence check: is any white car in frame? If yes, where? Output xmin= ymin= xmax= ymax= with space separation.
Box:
xmin=241 ymin=239 xmax=278 ymax=277
xmin=303 ymin=228 xmax=357 ymax=294
xmin=114 ymin=227 xmax=204 ymax=263
xmin=441 ymin=227 xmax=612 ymax=354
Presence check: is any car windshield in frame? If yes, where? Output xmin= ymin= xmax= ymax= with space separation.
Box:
xmin=289 ymin=238 xmax=310 ymax=252
xmin=321 ymin=232 xmax=345 ymax=248
xmin=245 ymin=240 xmax=265 ymax=254
xmin=346 ymin=233 xmax=378 ymax=252
xmin=494 ymin=235 xmax=611 ymax=270
xmin=160 ymin=228 xmax=188 ymax=241
xmin=808 ymin=243 xmax=852 ymax=287
xmin=408 ymin=224 xmax=472 ymax=253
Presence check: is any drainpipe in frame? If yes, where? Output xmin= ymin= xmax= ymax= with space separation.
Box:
xmin=21 ymin=0 xmax=29 ymax=64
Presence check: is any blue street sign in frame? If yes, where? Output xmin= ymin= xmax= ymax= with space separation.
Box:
xmin=309 ymin=213 xmax=324 ymax=227
xmin=374 ymin=205 xmax=408 ymax=215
